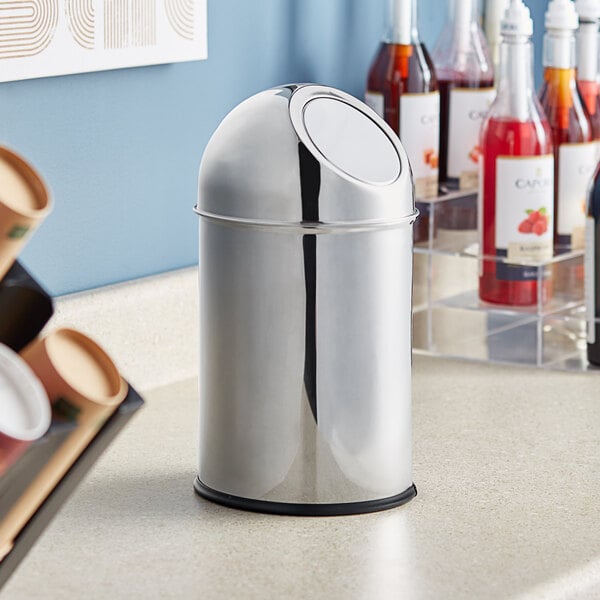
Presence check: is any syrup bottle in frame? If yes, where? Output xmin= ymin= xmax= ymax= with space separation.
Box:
xmin=539 ymin=0 xmax=595 ymax=252
xmin=365 ymin=0 xmax=439 ymax=242
xmin=586 ymin=161 xmax=600 ymax=365
xmin=433 ymin=0 xmax=495 ymax=193
xmin=479 ymin=0 xmax=554 ymax=306
xmin=575 ymin=0 xmax=600 ymax=142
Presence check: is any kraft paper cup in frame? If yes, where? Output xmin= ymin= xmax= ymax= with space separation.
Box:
xmin=0 ymin=343 xmax=51 ymax=476
xmin=0 ymin=146 xmax=52 ymax=281
xmin=21 ymin=328 xmax=127 ymax=420
xmin=0 ymin=330 xmax=127 ymax=557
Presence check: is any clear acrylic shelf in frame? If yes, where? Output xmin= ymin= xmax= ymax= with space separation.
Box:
xmin=412 ymin=190 xmax=598 ymax=372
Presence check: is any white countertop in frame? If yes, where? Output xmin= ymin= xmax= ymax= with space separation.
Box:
xmin=4 ymin=354 xmax=600 ymax=599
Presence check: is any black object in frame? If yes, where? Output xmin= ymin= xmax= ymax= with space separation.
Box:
xmin=0 ymin=385 xmax=144 ymax=590
xmin=194 ymin=477 xmax=417 ymax=517
xmin=0 ymin=261 xmax=54 ymax=352
xmin=588 ymin=164 xmax=600 ymax=366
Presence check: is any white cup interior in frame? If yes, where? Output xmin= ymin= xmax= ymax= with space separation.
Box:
xmin=0 ymin=345 xmax=50 ymax=441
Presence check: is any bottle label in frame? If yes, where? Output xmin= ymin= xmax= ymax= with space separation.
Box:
xmin=586 ymin=216 xmax=596 ymax=344
xmin=494 ymin=155 xmax=554 ymax=281
xmin=448 ymin=87 xmax=496 ymax=190
xmin=365 ymin=91 xmax=384 ymax=119
xmin=558 ymin=142 xmax=597 ymax=249
xmin=399 ymin=92 xmax=440 ymax=199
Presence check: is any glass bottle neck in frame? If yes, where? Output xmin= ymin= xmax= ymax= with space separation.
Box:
xmin=495 ymin=38 xmax=536 ymax=120
xmin=452 ymin=0 xmax=478 ymax=26
xmin=543 ymin=30 xmax=576 ymax=70
xmin=577 ymin=21 xmax=599 ymax=82
xmin=387 ymin=0 xmax=418 ymax=45
xmin=451 ymin=0 xmax=479 ymax=53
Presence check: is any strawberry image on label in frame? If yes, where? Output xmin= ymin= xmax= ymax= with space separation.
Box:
xmin=517 ymin=208 xmax=549 ymax=236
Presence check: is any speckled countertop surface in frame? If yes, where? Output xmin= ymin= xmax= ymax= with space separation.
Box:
xmin=3 ymin=352 xmax=600 ymax=599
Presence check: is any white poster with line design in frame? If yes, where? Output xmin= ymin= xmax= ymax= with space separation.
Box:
xmin=0 ymin=0 xmax=206 ymax=82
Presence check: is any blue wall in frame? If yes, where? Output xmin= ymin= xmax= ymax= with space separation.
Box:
xmin=1 ymin=0 xmax=545 ymax=295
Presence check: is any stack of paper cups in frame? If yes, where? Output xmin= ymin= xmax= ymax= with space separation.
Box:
xmin=0 ymin=329 xmax=128 ymax=560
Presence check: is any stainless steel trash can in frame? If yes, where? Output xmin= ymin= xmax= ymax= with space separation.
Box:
xmin=194 ymin=84 xmax=417 ymax=515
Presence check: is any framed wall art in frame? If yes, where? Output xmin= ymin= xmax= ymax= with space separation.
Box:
xmin=0 ymin=0 xmax=207 ymax=81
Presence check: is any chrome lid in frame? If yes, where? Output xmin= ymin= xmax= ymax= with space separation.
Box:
xmin=196 ymin=84 xmax=416 ymax=228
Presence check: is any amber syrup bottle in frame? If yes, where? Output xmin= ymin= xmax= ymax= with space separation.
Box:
xmin=575 ymin=1 xmax=600 ymax=142
xmin=366 ymin=0 xmax=439 ymax=243
xmin=539 ymin=0 xmax=595 ymax=253
xmin=479 ymin=0 xmax=554 ymax=306
xmin=433 ymin=0 xmax=495 ymax=195
xmin=586 ymin=162 xmax=600 ymax=365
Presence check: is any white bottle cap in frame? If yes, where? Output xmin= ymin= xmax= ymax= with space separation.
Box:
xmin=486 ymin=0 xmax=511 ymax=42
xmin=501 ymin=0 xmax=533 ymax=37
xmin=575 ymin=0 xmax=600 ymax=22
xmin=391 ymin=0 xmax=413 ymax=45
xmin=545 ymin=0 xmax=580 ymax=31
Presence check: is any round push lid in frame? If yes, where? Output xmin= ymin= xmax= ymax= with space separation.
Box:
xmin=196 ymin=84 xmax=415 ymax=228
xmin=301 ymin=98 xmax=401 ymax=185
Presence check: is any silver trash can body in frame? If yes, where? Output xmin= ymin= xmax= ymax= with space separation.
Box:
xmin=195 ymin=84 xmax=417 ymax=514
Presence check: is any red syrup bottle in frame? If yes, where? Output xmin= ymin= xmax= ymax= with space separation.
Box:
xmin=366 ymin=0 xmax=439 ymax=243
xmin=479 ymin=0 xmax=555 ymax=306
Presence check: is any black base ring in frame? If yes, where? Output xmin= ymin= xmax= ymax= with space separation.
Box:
xmin=194 ymin=477 xmax=417 ymax=516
